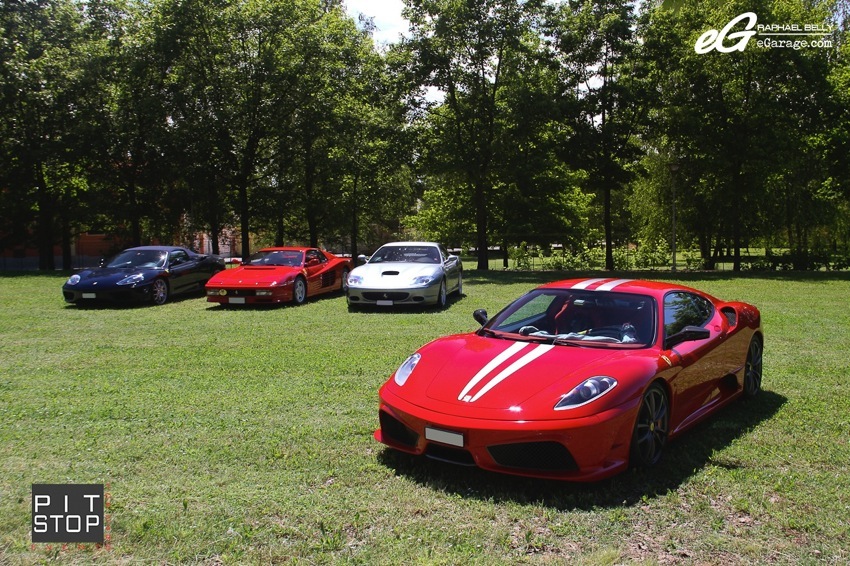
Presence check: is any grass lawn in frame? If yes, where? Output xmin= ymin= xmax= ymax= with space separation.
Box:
xmin=1 ymin=270 xmax=849 ymax=564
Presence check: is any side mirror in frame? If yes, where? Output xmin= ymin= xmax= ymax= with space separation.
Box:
xmin=357 ymin=254 xmax=368 ymax=265
xmin=473 ymin=309 xmax=488 ymax=326
xmin=665 ymin=325 xmax=711 ymax=350
xmin=445 ymin=254 xmax=458 ymax=265
xmin=306 ymin=258 xmax=320 ymax=267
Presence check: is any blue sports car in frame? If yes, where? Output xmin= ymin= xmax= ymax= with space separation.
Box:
xmin=63 ymin=246 xmax=225 ymax=306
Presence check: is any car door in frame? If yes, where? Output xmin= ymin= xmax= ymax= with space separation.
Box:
xmin=440 ymin=245 xmax=460 ymax=291
xmin=166 ymin=250 xmax=198 ymax=294
xmin=304 ymin=249 xmax=332 ymax=296
xmin=662 ymin=291 xmax=733 ymax=433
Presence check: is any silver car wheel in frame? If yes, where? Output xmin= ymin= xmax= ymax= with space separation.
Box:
xmin=152 ymin=279 xmax=169 ymax=305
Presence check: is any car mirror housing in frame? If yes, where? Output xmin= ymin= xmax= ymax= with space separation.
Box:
xmin=473 ymin=308 xmax=488 ymax=326
xmin=664 ymin=325 xmax=711 ymax=350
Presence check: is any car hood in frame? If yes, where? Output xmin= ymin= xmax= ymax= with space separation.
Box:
xmin=66 ymin=268 xmax=159 ymax=289
xmin=351 ymin=262 xmax=441 ymax=288
xmin=389 ymin=334 xmax=657 ymax=420
xmin=207 ymin=265 xmax=302 ymax=287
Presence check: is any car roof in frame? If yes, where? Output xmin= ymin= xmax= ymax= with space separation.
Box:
xmin=257 ymin=247 xmax=311 ymax=252
xmin=537 ymin=278 xmax=708 ymax=298
xmin=377 ymin=241 xmax=440 ymax=247
xmin=125 ymin=246 xmax=187 ymax=253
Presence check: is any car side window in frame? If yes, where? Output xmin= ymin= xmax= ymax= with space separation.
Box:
xmin=664 ymin=292 xmax=713 ymax=337
xmin=169 ymin=250 xmax=189 ymax=266
xmin=305 ymin=250 xmax=326 ymax=265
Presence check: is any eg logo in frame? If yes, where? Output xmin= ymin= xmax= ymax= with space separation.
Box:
xmin=695 ymin=12 xmax=758 ymax=54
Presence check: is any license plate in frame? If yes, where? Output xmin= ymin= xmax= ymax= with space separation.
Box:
xmin=82 ymin=293 xmax=96 ymax=299
xmin=376 ymin=300 xmax=393 ymax=306
xmin=425 ymin=427 xmax=464 ymax=448
xmin=228 ymin=297 xmax=245 ymax=304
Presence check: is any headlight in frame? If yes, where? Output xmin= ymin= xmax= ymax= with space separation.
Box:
xmin=554 ymin=376 xmax=617 ymax=410
xmin=117 ymin=273 xmax=145 ymax=286
xmin=394 ymin=353 xmax=421 ymax=386
xmin=66 ymin=274 xmax=80 ymax=285
xmin=348 ymin=274 xmax=363 ymax=287
xmin=256 ymin=290 xmax=273 ymax=296
xmin=412 ymin=274 xmax=437 ymax=286
xmin=206 ymin=289 xmax=220 ymax=296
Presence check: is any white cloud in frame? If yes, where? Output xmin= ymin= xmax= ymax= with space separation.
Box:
xmin=345 ymin=0 xmax=408 ymax=45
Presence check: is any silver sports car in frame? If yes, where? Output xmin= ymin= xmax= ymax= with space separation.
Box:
xmin=346 ymin=241 xmax=462 ymax=308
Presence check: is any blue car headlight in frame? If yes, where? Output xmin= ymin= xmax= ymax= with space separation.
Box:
xmin=117 ymin=273 xmax=146 ymax=286
xmin=555 ymin=376 xmax=617 ymax=410
xmin=394 ymin=353 xmax=421 ymax=386
xmin=348 ymin=274 xmax=363 ymax=287
xmin=66 ymin=274 xmax=80 ymax=285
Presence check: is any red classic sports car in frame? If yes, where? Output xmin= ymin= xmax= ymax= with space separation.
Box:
xmin=205 ymin=247 xmax=351 ymax=305
xmin=375 ymin=278 xmax=763 ymax=482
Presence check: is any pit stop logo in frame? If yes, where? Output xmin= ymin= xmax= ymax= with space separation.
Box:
xmin=32 ymin=484 xmax=104 ymax=544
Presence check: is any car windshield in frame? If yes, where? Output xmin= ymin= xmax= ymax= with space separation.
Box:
xmin=369 ymin=245 xmax=440 ymax=264
xmin=483 ymin=289 xmax=656 ymax=348
xmin=247 ymin=250 xmax=303 ymax=267
xmin=106 ymin=250 xmax=167 ymax=269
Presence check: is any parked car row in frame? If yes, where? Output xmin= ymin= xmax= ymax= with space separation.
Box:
xmin=61 ymin=246 xmax=763 ymax=482
xmin=62 ymin=241 xmax=463 ymax=309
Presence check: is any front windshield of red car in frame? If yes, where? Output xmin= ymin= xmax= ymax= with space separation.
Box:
xmin=247 ymin=250 xmax=303 ymax=267
xmin=369 ymin=245 xmax=440 ymax=264
xmin=484 ymin=289 xmax=656 ymax=348
xmin=106 ymin=250 xmax=167 ymax=269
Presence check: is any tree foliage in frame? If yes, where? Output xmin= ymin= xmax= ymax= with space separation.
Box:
xmin=0 ymin=0 xmax=848 ymax=271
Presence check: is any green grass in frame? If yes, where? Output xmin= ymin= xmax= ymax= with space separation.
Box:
xmin=1 ymin=270 xmax=849 ymax=564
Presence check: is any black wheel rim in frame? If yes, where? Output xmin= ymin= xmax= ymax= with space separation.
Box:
xmin=745 ymin=338 xmax=763 ymax=396
xmin=341 ymin=270 xmax=349 ymax=293
xmin=634 ymin=386 xmax=668 ymax=466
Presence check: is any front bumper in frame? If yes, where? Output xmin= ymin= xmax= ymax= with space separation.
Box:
xmin=347 ymin=281 xmax=441 ymax=306
xmin=206 ymin=286 xmax=292 ymax=305
xmin=63 ymin=284 xmax=155 ymax=304
xmin=375 ymin=387 xmax=640 ymax=482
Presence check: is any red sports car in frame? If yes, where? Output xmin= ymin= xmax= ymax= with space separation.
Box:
xmin=205 ymin=247 xmax=351 ymax=305
xmin=375 ymin=278 xmax=763 ymax=481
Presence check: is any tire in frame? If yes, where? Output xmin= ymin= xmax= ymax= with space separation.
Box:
xmin=435 ymin=278 xmax=447 ymax=308
xmin=455 ymin=271 xmax=463 ymax=296
xmin=744 ymin=336 xmax=763 ymax=398
xmin=292 ymin=276 xmax=307 ymax=305
xmin=630 ymin=383 xmax=669 ymax=468
xmin=340 ymin=268 xmax=349 ymax=293
xmin=151 ymin=279 xmax=169 ymax=305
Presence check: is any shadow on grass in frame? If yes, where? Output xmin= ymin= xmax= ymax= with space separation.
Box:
xmin=345 ymin=292 xmax=467 ymax=314
xmin=63 ymin=290 xmax=206 ymax=309
xmin=205 ymin=289 xmax=348 ymax=310
xmin=377 ymin=390 xmax=786 ymax=510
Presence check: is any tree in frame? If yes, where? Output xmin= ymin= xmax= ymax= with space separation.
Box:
xmin=402 ymin=0 xmax=544 ymax=269
xmin=0 ymin=0 xmax=90 ymax=268
xmin=548 ymin=0 xmax=643 ymax=270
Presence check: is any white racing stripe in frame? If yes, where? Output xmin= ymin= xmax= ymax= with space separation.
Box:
xmin=466 ymin=344 xmax=555 ymax=403
xmin=571 ymin=278 xmax=607 ymax=290
xmin=457 ymin=341 xmax=529 ymax=401
xmin=596 ymin=278 xmax=633 ymax=291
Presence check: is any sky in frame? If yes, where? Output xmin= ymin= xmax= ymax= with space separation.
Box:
xmin=345 ymin=0 xmax=409 ymax=45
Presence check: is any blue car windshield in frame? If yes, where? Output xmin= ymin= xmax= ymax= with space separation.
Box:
xmin=106 ymin=250 xmax=167 ymax=269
